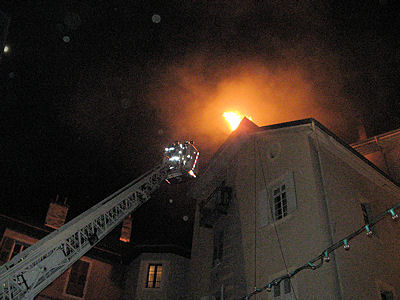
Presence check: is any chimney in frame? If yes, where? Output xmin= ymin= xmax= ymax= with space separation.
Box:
xmin=120 ymin=215 xmax=132 ymax=243
xmin=45 ymin=195 xmax=69 ymax=229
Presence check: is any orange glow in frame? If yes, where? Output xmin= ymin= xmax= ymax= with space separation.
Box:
xmin=223 ymin=112 xmax=252 ymax=131
xmin=188 ymin=170 xmax=196 ymax=177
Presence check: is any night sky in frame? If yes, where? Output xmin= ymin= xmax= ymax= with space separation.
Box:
xmin=1 ymin=1 xmax=399 ymax=250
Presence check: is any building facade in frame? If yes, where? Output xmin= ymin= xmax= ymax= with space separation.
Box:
xmin=1 ymin=118 xmax=399 ymax=299
xmin=0 ymin=211 xmax=190 ymax=300
xmin=189 ymin=118 xmax=400 ymax=299
xmin=124 ymin=251 xmax=190 ymax=300
xmin=0 ymin=213 xmax=124 ymax=300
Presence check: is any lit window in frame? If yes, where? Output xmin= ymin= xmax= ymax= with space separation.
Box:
xmin=65 ymin=260 xmax=90 ymax=298
xmin=146 ymin=264 xmax=162 ymax=288
xmin=0 ymin=237 xmax=29 ymax=265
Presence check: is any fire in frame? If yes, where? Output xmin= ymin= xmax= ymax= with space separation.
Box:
xmin=223 ymin=112 xmax=252 ymax=131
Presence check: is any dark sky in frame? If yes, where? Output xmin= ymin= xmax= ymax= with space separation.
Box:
xmin=1 ymin=1 xmax=399 ymax=250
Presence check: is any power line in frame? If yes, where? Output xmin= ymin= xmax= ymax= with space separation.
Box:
xmin=253 ymin=137 xmax=257 ymax=294
xmin=242 ymin=202 xmax=400 ymax=299
xmin=255 ymin=140 xmax=298 ymax=300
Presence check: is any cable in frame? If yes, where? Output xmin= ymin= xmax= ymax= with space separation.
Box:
xmin=253 ymin=137 xmax=257 ymax=294
xmin=241 ymin=202 xmax=400 ymax=299
xmin=255 ymin=139 xmax=298 ymax=300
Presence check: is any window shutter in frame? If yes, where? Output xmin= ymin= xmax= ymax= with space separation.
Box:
xmin=285 ymin=172 xmax=297 ymax=215
xmin=258 ymin=189 xmax=270 ymax=226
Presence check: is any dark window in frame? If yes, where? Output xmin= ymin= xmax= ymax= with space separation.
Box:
xmin=213 ymin=230 xmax=224 ymax=266
xmin=0 ymin=237 xmax=29 ymax=265
xmin=0 ymin=237 xmax=13 ymax=265
xmin=284 ymin=278 xmax=291 ymax=294
xmin=273 ymin=284 xmax=281 ymax=297
xmin=66 ymin=260 xmax=90 ymax=298
xmin=273 ymin=278 xmax=293 ymax=298
xmin=273 ymin=184 xmax=288 ymax=220
xmin=146 ymin=264 xmax=162 ymax=288
xmin=10 ymin=241 xmax=29 ymax=260
xmin=268 ymin=173 xmax=297 ymax=225
xmin=381 ymin=291 xmax=394 ymax=300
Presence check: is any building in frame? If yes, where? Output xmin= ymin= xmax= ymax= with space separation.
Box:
xmin=1 ymin=118 xmax=399 ymax=299
xmin=0 ymin=201 xmax=191 ymax=300
xmin=0 ymin=212 xmax=125 ymax=300
xmin=124 ymin=246 xmax=190 ymax=300
xmin=351 ymin=128 xmax=400 ymax=185
xmin=188 ymin=118 xmax=400 ymax=299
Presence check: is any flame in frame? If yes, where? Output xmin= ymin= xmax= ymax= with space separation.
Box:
xmin=223 ymin=112 xmax=252 ymax=131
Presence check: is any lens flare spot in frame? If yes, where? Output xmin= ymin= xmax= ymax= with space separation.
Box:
xmin=223 ymin=112 xmax=252 ymax=131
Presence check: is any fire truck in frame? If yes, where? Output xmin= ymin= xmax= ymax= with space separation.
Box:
xmin=0 ymin=141 xmax=199 ymax=299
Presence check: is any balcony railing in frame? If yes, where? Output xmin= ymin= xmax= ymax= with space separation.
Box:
xmin=199 ymin=183 xmax=232 ymax=228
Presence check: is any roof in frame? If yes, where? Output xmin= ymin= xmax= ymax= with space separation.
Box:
xmin=190 ymin=118 xmax=399 ymax=199
xmin=351 ymin=127 xmax=400 ymax=155
xmin=0 ymin=213 xmax=123 ymax=264
xmin=0 ymin=213 xmax=191 ymax=265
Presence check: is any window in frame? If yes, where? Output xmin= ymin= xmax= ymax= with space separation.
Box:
xmin=381 ymin=291 xmax=394 ymax=300
xmin=0 ymin=237 xmax=29 ymax=265
xmin=65 ymin=260 xmax=90 ymax=298
xmin=377 ymin=280 xmax=395 ymax=300
xmin=146 ymin=264 xmax=162 ymax=288
xmin=268 ymin=172 xmax=297 ymax=223
xmin=213 ymin=230 xmax=224 ymax=266
xmin=273 ymin=184 xmax=288 ymax=220
xmin=273 ymin=278 xmax=294 ymax=300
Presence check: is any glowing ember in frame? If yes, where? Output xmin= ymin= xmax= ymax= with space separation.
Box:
xmin=223 ymin=112 xmax=252 ymax=131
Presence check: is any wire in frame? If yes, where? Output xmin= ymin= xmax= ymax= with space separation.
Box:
xmin=241 ymin=202 xmax=400 ymax=300
xmin=255 ymin=139 xmax=298 ymax=300
xmin=253 ymin=136 xmax=257 ymax=294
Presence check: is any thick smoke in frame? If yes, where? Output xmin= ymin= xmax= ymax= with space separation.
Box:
xmin=144 ymin=1 xmax=372 ymax=158
xmin=66 ymin=1 xmax=386 ymax=166
xmin=148 ymin=53 xmax=363 ymax=159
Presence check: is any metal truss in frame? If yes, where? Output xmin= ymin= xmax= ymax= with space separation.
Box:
xmin=0 ymin=165 xmax=167 ymax=300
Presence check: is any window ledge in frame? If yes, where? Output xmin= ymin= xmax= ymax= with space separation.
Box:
xmin=258 ymin=212 xmax=296 ymax=230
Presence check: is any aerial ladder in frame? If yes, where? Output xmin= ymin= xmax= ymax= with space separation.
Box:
xmin=0 ymin=141 xmax=199 ymax=300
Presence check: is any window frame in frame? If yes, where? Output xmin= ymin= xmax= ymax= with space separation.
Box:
xmin=272 ymin=184 xmax=288 ymax=221
xmin=145 ymin=263 xmax=163 ymax=288
xmin=273 ymin=278 xmax=293 ymax=300
xmin=142 ymin=260 xmax=167 ymax=291
xmin=258 ymin=171 xmax=297 ymax=227
xmin=269 ymin=270 xmax=296 ymax=300
xmin=0 ymin=229 xmax=34 ymax=265
xmin=376 ymin=280 xmax=396 ymax=300
xmin=63 ymin=257 xmax=92 ymax=299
